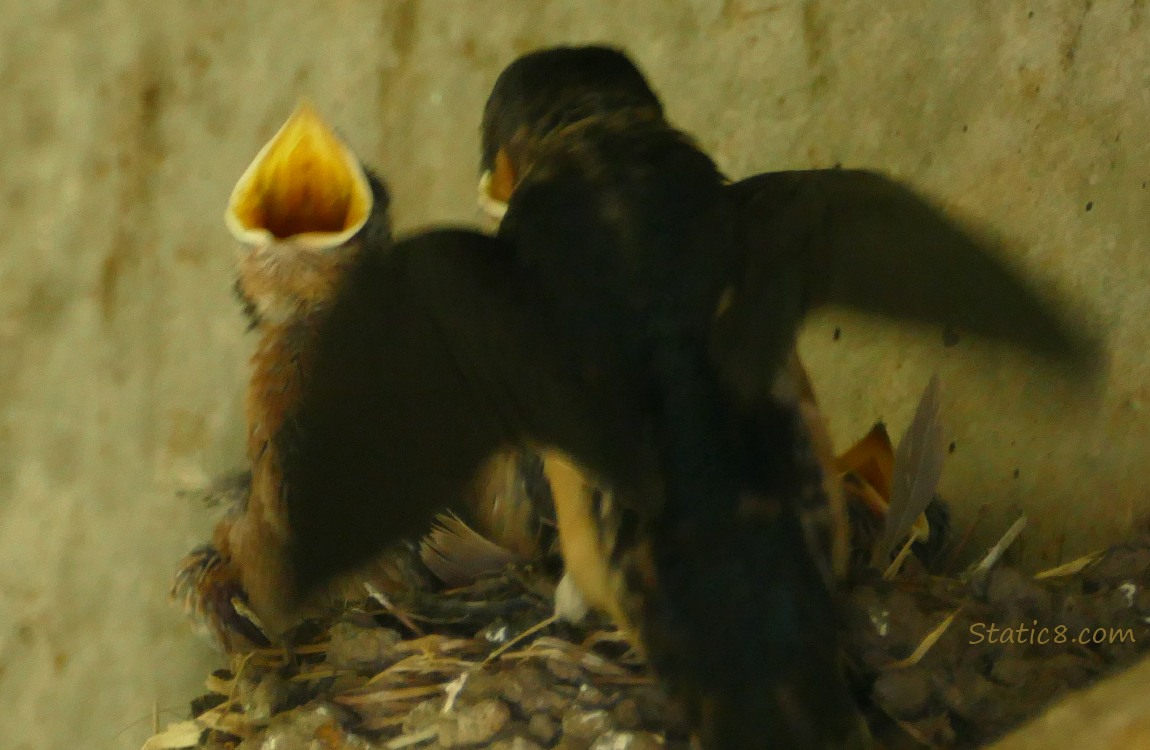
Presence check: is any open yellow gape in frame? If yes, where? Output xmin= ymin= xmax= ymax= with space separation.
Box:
xmin=477 ymin=148 xmax=516 ymax=221
xmin=226 ymin=101 xmax=372 ymax=247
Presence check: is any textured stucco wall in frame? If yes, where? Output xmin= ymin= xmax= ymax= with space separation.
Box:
xmin=0 ymin=2 xmax=1145 ymax=747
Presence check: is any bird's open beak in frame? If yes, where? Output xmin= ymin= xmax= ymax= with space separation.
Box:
xmin=478 ymin=172 xmax=510 ymax=221
xmin=477 ymin=148 xmax=516 ymax=221
xmin=226 ymin=102 xmax=372 ymax=249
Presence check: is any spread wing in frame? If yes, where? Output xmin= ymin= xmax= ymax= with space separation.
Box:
xmin=713 ymin=169 xmax=1104 ymax=401
xmin=277 ymin=229 xmax=656 ymax=600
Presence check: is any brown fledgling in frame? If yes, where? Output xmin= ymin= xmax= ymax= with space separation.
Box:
xmin=173 ymin=105 xmax=550 ymax=648
xmin=172 ymin=104 xmax=399 ymax=644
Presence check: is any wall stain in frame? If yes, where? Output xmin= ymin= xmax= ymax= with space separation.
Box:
xmin=1017 ymin=65 xmax=1045 ymax=101
xmin=1061 ymin=0 xmax=1094 ymax=69
xmin=461 ymin=36 xmax=478 ymax=62
xmin=167 ymin=407 xmax=208 ymax=456
xmin=801 ymin=0 xmax=833 ymax=96
xmin=801 ymin=0 xmax=827 ymax=68
xmin=183 ymin=43 xmax=211 ymax=79
xmin=6 ymin=185 xmax=28 ymax=210
xmin=722 ymin=0 xmax=782 ymax=23
xmin=46 ymin=431 xmax=81 ymax=485
xmin=22 ymin=278 xmax=69 ymax=334
xmin=97 ymin=251 xmax=126 ymax=322
xmin=99 ymin=43 xmax=168 ymax=325
xmin=511 ymin=34 xmax=544 ymax=56
xmin=388 ymin=0 xmax=419 ymax=63
xmin=0 ymin=422 xmax=14 ymax=510
xmin=174 ymin=244 xmax=207 ymax=267
xmin=20 ymin=99 xmax=57 ymax=149
xmin=376 ymin=0 xmax=420 ymax=118
xmin=676 ymin=5 xmax=701 ymax=38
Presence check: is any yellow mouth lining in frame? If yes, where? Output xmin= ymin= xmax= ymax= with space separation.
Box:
xmin=476 ymin=147 xmax=517 ymax=222
xmin=226 ymin=101 xmax=372 ymax=248
xmin=477 ymin=171 xmax=510 ymax=220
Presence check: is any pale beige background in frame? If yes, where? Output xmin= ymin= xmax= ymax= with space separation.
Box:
xmin=0 ymin=2 xmax=1146 ymax=748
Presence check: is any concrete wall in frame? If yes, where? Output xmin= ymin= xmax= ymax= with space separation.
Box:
xmin=0 ymin=1 xmax=1145 ymax=747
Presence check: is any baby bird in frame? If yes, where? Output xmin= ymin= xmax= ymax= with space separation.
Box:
xmin=468 ymin=45 xmax=1101 ymax=748
xmin=173 ymin=103 xmax=397 ymax=645
xmin=173 ymin=105 xmax=551 ymax=648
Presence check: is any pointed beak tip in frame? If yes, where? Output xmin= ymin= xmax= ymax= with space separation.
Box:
xmin=282 ymin=99 xmax=337 ymax=142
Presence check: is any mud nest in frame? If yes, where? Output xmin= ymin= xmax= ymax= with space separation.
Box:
xmin=148 ymin=519 xmax=1150 ymax=750
xmin=151 ymin=561 xmax=683 ymax=750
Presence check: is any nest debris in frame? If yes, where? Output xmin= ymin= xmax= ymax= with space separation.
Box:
xmin=149 ymin=563 xmax=683 ymax=750
xmin=146 ymin=522 xmax=1150 ymax=750
xmin=150 ymin=378 xmax=1150 ymax=749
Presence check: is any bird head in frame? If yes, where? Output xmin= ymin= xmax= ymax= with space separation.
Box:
xmin=226 ymin=102 xmax=389 ymax=326
xmin=478 ymin=45 xmax=664 ymax=221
